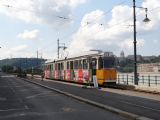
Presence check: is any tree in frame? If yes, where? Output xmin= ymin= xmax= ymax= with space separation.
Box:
xmin=2 ymin=65 xmax=13 ymax=73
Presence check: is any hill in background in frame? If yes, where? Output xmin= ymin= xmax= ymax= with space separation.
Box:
xmin=0 ymin=58 xmax=46 ymax=74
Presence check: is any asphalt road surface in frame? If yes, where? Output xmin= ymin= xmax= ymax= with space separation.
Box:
xmin=26 ymin=76 xmax=160 ymax=120
xmin=0 ymin=73 xmax=127 ymax=120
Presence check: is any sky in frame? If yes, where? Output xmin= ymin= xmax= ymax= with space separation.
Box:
xmin=0 ymin=0 xmax=160 ymax=60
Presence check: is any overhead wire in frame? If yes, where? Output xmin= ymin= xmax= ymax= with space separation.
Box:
xmin=81 ymin=1 xmax=127 ymax=27
xmin=0 ymin=1 xmax=160 ymax=57
xmin=26 ymin=0 xmax=128 ymax=52
xmin=0 ymin=3 xmax=71 ymax=21
xmin=0 ymin=2 xmax=71 ymax=56
xmin=0 ymin=1 xmax=159 ymax=36
xmin=31 ymin=1 xmax=160 ymax=52
xmin=58 ymin=1 xmax=128 ymax=44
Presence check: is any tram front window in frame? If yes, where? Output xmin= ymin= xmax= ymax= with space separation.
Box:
xmin=103 ymin=57 xmax=115 ymax=68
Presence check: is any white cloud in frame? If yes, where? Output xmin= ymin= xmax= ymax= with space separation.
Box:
xmin=0 ymin=0 xmax=87 ymax=27
xmin=67 ymin=9 xmax=133 ymax=55
xmin=11 ymin=45 xmax=28 ymax=52
xmin=67 ymin=0 xmax=160 ymax=56
xmin=0 ymin=45 xmax=28 ymax=59
xmin=141 ymin=0 xmax=160 ymax=30
xmin=17 ymin=29 xmax=39 ymax=40
xmin=120 ymin=39 xmax=145 ymax=49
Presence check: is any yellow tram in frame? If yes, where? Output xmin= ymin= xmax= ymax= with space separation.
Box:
xmin=44 ymin=50 xmax=117 ymax=85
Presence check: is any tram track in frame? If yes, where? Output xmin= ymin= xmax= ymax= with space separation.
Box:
xmin=28 ymin=74 xmax=160 ymax=95
xmin=19 ymin=77 xmax=157 ymax=120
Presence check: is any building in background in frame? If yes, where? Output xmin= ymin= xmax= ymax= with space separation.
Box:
xmin=119 ymin=51 xmax=126 ymax=62
xmin=138 ymin=63 xmax=160 ymax=73
xmin=127 ymin=55 xmax=143 ymax=62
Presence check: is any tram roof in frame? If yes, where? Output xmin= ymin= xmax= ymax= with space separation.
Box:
xmin=45 ymin=50 xmax=113 ymax=64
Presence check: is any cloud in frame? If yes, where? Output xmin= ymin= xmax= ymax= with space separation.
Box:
xmin=0 ymin=45 xmax=28 ymax=58
xmin=17 ymin=29 xmax=39 ymax=40
xmin=0 ymin=0 xmax=87 ymax=27
xmin=120 ymin=39 xmax=145 ymax=49
xmin=67 ymin=9 xmax=133 ymax=56
xmin=67 ymin=0 xmax=160 ymax=56
xmin=143 ymin=0 xmax=160 ymax=28
xmin=11 ymin=45 xmax=28 ymax=52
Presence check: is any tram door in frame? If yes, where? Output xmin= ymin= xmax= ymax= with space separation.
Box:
xmin=91 ymin=58 xmax=97 ymax=76
xmin=70 ymin=61 xmax=74 ymax=80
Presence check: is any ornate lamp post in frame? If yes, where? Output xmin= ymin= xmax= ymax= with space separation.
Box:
xmin=133 ymin=0 xmax=150 ymax=85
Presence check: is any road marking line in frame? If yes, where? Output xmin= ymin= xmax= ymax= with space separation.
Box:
xmin=0 ymin=108 xmax=28 ymax=112
xmin=24 ymin=105 xmax=29 ymax=109
xmin=0 ymin=97 xmax=7 ymax=101
xmin=0 ymin=75 xmax=15 ymax=78
xmin=0 ymin=86 xmax=10 ymax=88
xmin=26 ymin=91 xmax=52 ymax=99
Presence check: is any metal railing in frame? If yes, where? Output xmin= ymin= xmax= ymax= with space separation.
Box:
xmin=117 ymin=73 xmax=160 ymax=87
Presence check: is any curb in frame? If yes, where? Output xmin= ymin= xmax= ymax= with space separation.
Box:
xmin=28 ymin=75 xmax=160 ymax=95
xmin=133 ymin=89 xmax=160 ymax=95
xmin=21 ymin=78 xmax=153 ymax=120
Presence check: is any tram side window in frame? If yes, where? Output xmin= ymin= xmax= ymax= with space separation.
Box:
xmin=48 ymin=65 xmax=50 ymax=71
xmin=50 ymin=64 xmax=51 ymax=70
xmin=91 ymin=58 xmax=97 ymax=75
xmin=46 ymin=65 xmax=48 ymax=70
xmin=49 ymin=65 xmax=51 ymax=71
xmin=55 ymin=63 xmax=57 ymax=70
xmin=74 ymin=60 xmax=78 ymax=69
xmin=79 ymin=60 xmax=82 ymax=69
xmin=91 ymin=58 xmax=97 ymax=69
xmin=98 ymin=57 xmax=103 ymax=69
xmin=51 ymin=64 xmax=53 ymax=71
xmin=52 ymin=64 xmax=54 ymax=71
xmin=60 ymin=63 xmax=64 ymax=70
xmin=50 ymin=64 xmax=52 ymax=71
xmin=47 ymin=65 xmax=49 ymax=70
xmin=83 ymin=59 xmax=88 ymax=69
xmin=58 ymin=63 xmax=61 ymax=70
xmin=48 ymin=65 xmax=50 ymax=70
xmin=67 ymin=62 xmax=70 ymax=69
xmin=103 ymin=57 xmax=115 ymax=68
xmin=70 ymin=61 xmax=73 ymax=69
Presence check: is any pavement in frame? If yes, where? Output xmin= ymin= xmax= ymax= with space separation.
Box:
xmin=134 ymin=85 xmax=160 ymax=94
xmin=24 ymin=75 xmax=160 ymax=120
xmin=0 ymin=73 xmax=128 ymax=120
xmin=29 ymin=74 xmax=160 ymax=96
xmin=29 ymin=74 xmax=160 ymax=94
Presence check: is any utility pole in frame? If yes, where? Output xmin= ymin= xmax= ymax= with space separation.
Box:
xmin=58 ymin=39 xmax=60 ymax=59
xmin=37 ymin=50 xmax=39 ymax=60
xmin=57 ymin=39 xmax=67 ymax=59
xmin=37 ymin=50 xmax=39 ymax=68
xmin=133 ymin=0 xmax=138 ymax=85
xmin=133 ymin=0 xmax=150 ymax=85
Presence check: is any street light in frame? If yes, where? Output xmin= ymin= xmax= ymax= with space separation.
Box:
xmin=143 ymin=8 xmax=151 ymax=23
xmin=133 ymin=0 xmax=150 ymax=85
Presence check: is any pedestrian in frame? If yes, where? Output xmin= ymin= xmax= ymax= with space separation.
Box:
xmin=41 ymin=72 xmax=44 ymax=81
xmin=31 ymin=73 xmax=34 ymax=79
